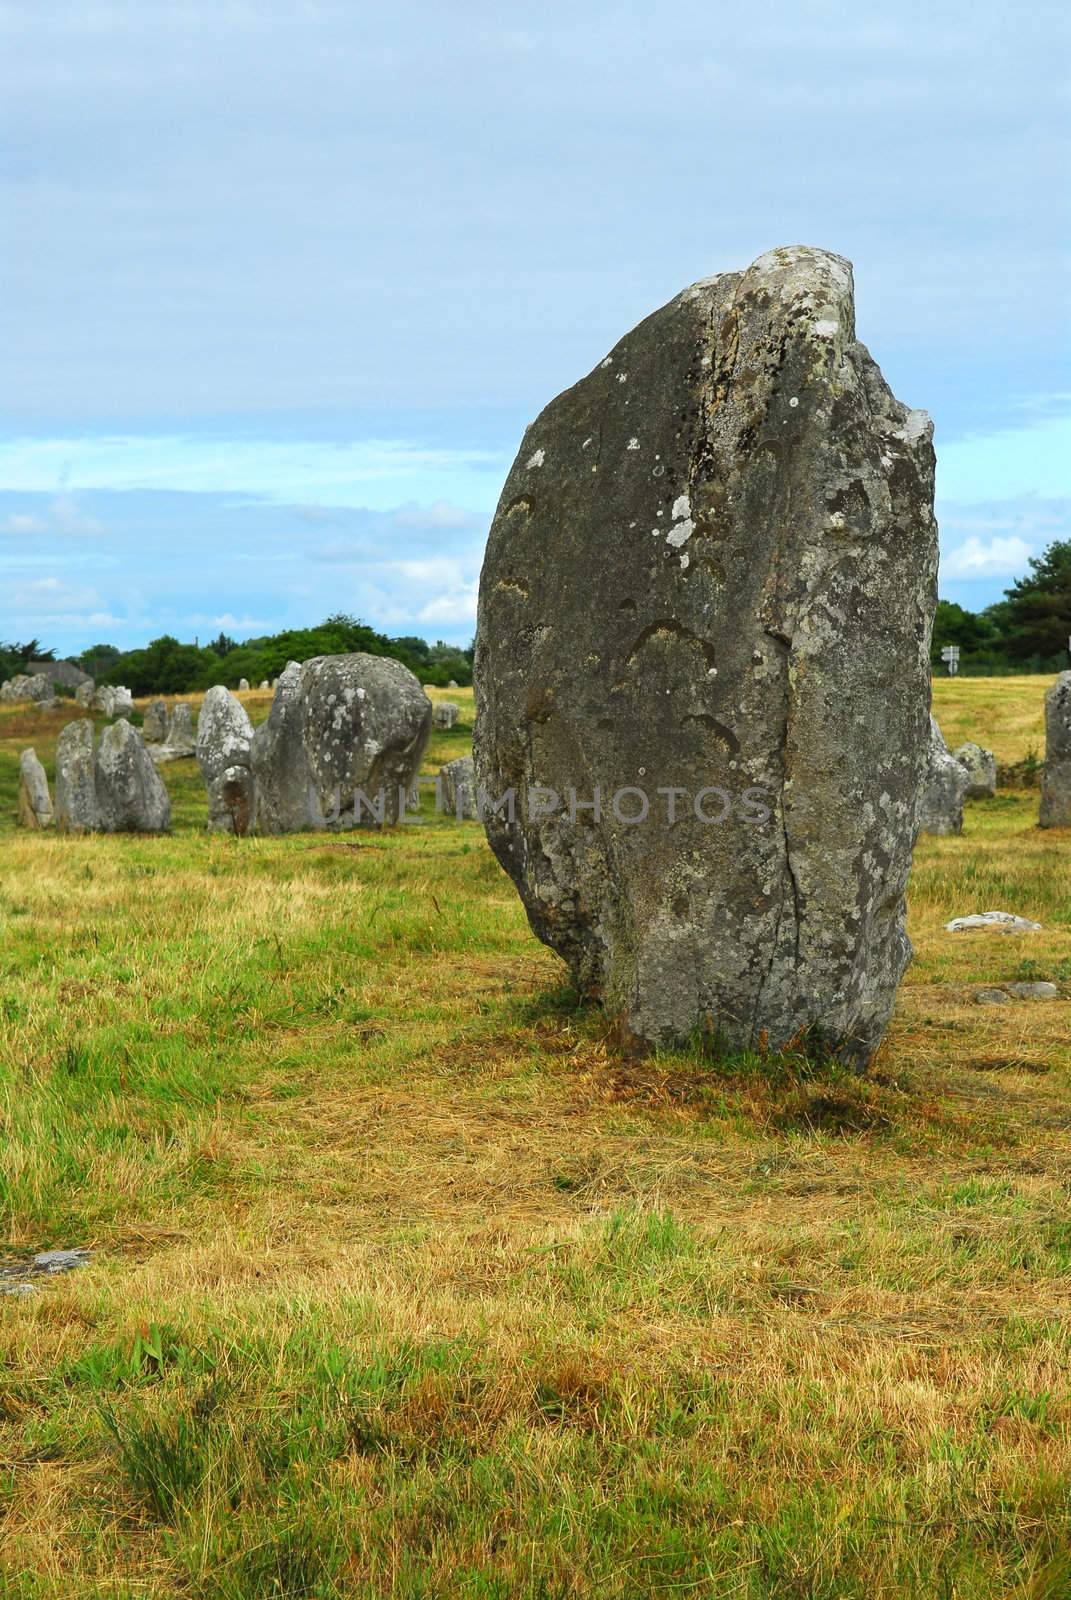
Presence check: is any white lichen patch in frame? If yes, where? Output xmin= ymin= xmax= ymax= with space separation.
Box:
xmin=616 ymin=372 xmax=628 ymax=383
xmin=679 ymin=552 xmax=690 ymax=569
xmin=812 ymin=318 xmax=839 ymax=338
xmin=665 ymin=493 xmax=695 ymax=547
xmin=897 ymin=410 xmax=931 ymax=443
xmin=526 ymin=448 xmax=545 ymax=469
xmin=582 ymin=437 xmax=593 ymax=449
xmin=600 ymin=357 xmax=613 ymax=368
xmin=627 ymin=437 xmax=639 ymax=450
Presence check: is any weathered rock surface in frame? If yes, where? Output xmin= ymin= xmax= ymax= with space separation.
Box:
xmin=918 ymin=717 xmax=969 ymax=835
xmin=944 ymin=911 xmax=1042 ymax=933
xmin=438 ymin=756 xmax=477 ymax=819
xmin=112 ymin=686 xmax=134 ymax=719
xmin=1039 ymin=672 xmax=1071 ymax=828
xmin=143 ymin=699 xmax=169 ymax=743
xmin=74 ymin=681 xmax=96 ymax=708
xmin=954 ymin=740 xmax=997 ymax=800
xmin=238 ymin=677 xmax=250 ymax=692
xmin=474 ymin=245 xmax=938 ymax=1067
xmin=54 ymin=721 xmax=100 ymax=833
xmin=18 ymin=749 xmax=53 ymax=828
xmin=1007 ymin=981 xmax=1059 ymax=1000
xmin=196 ymin=687 xmax=256 ymax=833
xmin=433 ymin=702 xmax=461 ymax=730
xmin=1 ymin=673 xmax=57 ymax=709
xmin=291 ymin=654 xmax=431 ymax=830
xmin=250 ymin=662 xmax=313 ymax=833
xmin=167 ymin=702 xmax=196 ymax=755
xmin=95 ymin=720 xmax=172 ymax=832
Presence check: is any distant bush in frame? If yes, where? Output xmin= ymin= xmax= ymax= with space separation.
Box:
xmin=93 ymin=615 xmax=474 ymax=695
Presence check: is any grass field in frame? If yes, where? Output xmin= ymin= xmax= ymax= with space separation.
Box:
xmin=0 ymin=678 xmax=1068 ymax=1597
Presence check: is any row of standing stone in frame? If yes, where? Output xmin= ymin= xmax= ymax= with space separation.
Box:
xmin=16 ymin=657 xmax=474 ymax=835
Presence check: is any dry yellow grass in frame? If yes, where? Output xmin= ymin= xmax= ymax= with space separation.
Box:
xmin=0 ymin=680 xmax=1068 ymax=1596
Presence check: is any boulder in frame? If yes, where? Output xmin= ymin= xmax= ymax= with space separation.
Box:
xmin=91 ymin=685 xmax=116 ymax=716
xmin=447 ymin=679 xmax=459 ymax=689
xmin=94 ymin=720 xmax=171 ymax=832
xmin=474 ymin=245 xmax=938 ymax=1067
xmin=438 ymin=756 xmax=477 ymax=819
xmin=54 ymin=721 xmax=100 ymax=833
xmin=918 ymin=717 xmax=969 ymax=835
xmin=143 ymin=698 xmax=169 ymax=743
xmin=250 ymin=662 xmax=313 ymax=833
xmin=1039 ymin=672 xmax=1071 ymax=828
xmin=297 ymin=654 xmax=431 ymax=829
xmin=112 ymin=686 xmax=134 ymax=720
xmin=18 ymin=749 xmax=53 ymax=828
xmin=433 ymin=701 xmax=461 ymax=730
xmin=74 ymin=680 xmax=96 ymax=708
xmin=259 ymin=679 xmax=270 ymax=690
xmin=953 ymin=740 xmax=997 ymax=800
xmin=196 ymin=686 xmax=256 ymax=833
xmin=0 ymin=673 xmax=57 ymax=709
xmin=238 ymin=677 xmax=250 ymax=692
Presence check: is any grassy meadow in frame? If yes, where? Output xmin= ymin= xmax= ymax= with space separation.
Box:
xmin=0 ymin=676 xmax=1068 ymax=1597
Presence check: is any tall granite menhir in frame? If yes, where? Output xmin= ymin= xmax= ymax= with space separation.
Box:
xmin=474 ymin=246 xmax=938 ymax=1068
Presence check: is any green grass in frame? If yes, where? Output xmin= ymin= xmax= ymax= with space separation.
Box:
xmin=0 ymin=682 xmax=1069 ymax=1596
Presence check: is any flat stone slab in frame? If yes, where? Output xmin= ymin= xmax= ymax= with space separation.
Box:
xmin=0 ymin=1248 xmax=92 ymax=1294
xmin=945 ymin=912 xmax=1043 ymax=934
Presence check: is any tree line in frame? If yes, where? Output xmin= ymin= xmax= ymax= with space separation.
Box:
xmin=931 ymin=539 xmax=1071 ymax=675
xmin=1 ymin=615 xmax=473 ymax=695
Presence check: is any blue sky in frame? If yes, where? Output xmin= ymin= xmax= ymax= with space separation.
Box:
xmin=2 ymin=1 xmax=1068 ymax=654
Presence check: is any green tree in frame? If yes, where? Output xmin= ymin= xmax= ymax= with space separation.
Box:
xmin=992 ymin=539 xmax=1071 ymax=668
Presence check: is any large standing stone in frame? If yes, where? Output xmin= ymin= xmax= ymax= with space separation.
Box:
xmin=250 ymin=662 xmax=313 ymax=833
xmin=74 ymin=681 xmax=96 ymax=708
xmin=18 ymin=749 xmax=53 ymax=828
xmin=474 ymin=245 xmax=938 ymax=1067
xmin=91 ymin=685 xmax=116 ymax=716
xmin=1040 ymin=672 xmax=1071 ymax=828
xmin=953 ymin=741 xmax=997 ymax=801
xmin=95 ymin=720 xmax=172 ymax=832
xmin=54 ymin=721 xmax=100 ymax=833
xmin=196 ymin=686 xmax=256 ymax=833
xmin=438 ymin=756 xmax=477 ymax=819
xmin=143 ymin=699 xmax=169 ymax=743
xmin=919 ymin=716 xmax=970 ymax=835
xmin=291 ymin=654 xmax=431 ymax=829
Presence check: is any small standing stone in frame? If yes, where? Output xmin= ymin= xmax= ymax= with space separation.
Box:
xmin=438 ymin=756 xmax=477 ymax=818
xmin=238 ymin=678 xmax=250 ymax=692
xmin=166 ymin=702 xmax=196 ymax=755
xmin=74 ymin=680 xmax=96 ymax=708
xmin=112 ymin=686 xmax=134 ymax=720
xmin=94 ymin=720 xmax=172 ymax=832
xmin=918 ymin=717 xmax=969 ymax=835
xmin=433 ymin=702 xmax=460 ymax=730
xmin=54 ymin=721 xmax=100 ymax=833
xmin=196 ymin=686 xmax=257 ymax=834
xmin=143 ymin=699 xmax=169 ymax=743
xmin=18 ymin=749 xmax=53 ymax=828
xmin=1040 ymin=672 xmax=1071 ymax=828
xmin=259 ymin=679 xmax=270 ymax=690
xmin=250 ymin=662 xmax=311 ymax=833
xmin=953 ymin=741 xmax=997 ymax=800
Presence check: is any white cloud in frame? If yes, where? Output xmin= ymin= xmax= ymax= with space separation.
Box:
xmin=940 ymin=535 xmax=1034 ymax=578
xmin=1 ymin=494 xmax=100 ymax=536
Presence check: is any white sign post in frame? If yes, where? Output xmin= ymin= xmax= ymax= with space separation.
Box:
xmin=940 ymin=645 xmax=960 ymax=677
